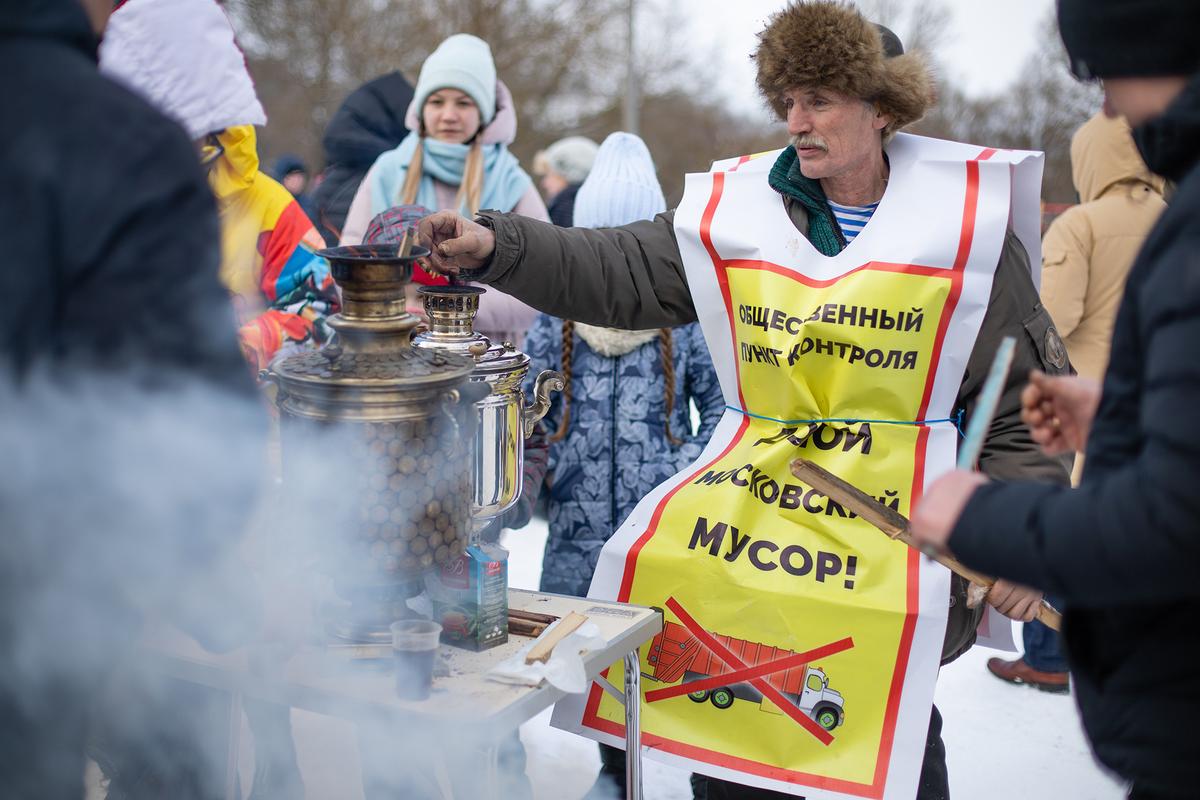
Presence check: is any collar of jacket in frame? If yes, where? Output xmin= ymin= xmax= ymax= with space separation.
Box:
xmin=1133 ymin=70 xmax=1200 ymax=183
xmin=574 ymin=323 xmax=660 ymax=357
xmin=0 ymin=0 xmax=99 ymax=61
xmin=767 ymin=146 xmax=846 ymax=257
xmin=208 ymin=125 xmax=262 ymax=201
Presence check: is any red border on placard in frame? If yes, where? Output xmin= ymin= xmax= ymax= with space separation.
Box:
xmin=584 ymin=149 xmax=996 ymax=798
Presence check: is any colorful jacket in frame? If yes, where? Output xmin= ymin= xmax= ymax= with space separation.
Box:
xmin=211 ymin=126 xmax=339 ymax=371
xmin=521 ymin=317 xmax=725 ymax=597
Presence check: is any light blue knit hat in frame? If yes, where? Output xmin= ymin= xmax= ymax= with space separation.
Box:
xmin=414 ymin=34 xmax=498 ymax=126
xmin=572 ymin=133 xmax=666 ymax=229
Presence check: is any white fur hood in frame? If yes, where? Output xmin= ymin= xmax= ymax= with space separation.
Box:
xmin=574 ymin=323 xmax=659 ymax=357
xmin=100 ymin=0 xmax=266 ymax=140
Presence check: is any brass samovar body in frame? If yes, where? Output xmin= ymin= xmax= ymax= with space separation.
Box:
xmin=265 ymin=245 xmax=479 ymax=643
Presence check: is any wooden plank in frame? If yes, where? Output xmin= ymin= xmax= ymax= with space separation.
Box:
xmin=524 ymin=611 xmax=589 ymax=664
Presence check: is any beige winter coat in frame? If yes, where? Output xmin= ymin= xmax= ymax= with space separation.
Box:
xmin=1041 ymin=113 xmax=1166 ymax=382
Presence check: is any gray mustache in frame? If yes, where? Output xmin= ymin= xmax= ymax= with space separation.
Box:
xmin=792 ymin=135 xmax=828 ymax=151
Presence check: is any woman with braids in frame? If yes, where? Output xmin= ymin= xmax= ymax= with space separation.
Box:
xmin=518 ymin=133 xmax=725 ymax=798
xmin=341 ymin=33 xmax=546 ymax=346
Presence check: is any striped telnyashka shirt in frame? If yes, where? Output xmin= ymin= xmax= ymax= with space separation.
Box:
xmin=827 ymin=199 xmax=879 ymax=243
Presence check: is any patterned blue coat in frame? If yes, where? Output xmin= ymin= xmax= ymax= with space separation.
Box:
xmin=522 ymin=315 xmax=725 ymax=597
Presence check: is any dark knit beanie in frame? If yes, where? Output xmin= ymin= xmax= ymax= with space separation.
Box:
xmin=1058 ymin=0 xmax=1200 ymax=79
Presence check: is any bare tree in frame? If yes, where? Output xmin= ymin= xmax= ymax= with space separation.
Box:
xmin=228 ymin=0 xmax=1097 ymax=207
xmin=910 ymin=9 xmax=1100 ymax=202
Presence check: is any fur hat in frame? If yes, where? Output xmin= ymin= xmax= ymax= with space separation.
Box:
xmin=539 ymin=136 xmax=600 ymax=184
xmin=753 ymin=1 xmax=935 ymax=139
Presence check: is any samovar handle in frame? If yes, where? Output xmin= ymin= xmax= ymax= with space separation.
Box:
xmin=522 ymin=370 xmax=565 ymax=438
xmin=257 ymin=369 xmax=288 ymax=405
xmin=444 ymin=381 xmax=491 ymax=440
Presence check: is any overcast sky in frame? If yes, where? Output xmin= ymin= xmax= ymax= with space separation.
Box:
xmin=681 ymin=0 xmax=1056 ymax=119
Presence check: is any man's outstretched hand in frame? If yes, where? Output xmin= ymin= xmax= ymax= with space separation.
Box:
xmin=416 ymin=211 xmax=496 ymax=275
xmin=1020 ymin=371 xmax=1101 ymax=456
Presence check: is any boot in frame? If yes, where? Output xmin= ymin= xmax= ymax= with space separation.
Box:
xmin=986 ymin=657 xmax=1069 ymax=694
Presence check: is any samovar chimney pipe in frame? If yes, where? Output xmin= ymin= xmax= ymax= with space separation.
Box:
xmin=419 ymin=285 xmax=486 ymax=343
xmin=324 ymin=249 xmax=421 ymax=353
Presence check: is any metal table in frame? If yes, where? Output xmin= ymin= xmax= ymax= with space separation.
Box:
xmin=139 ymin=588 xmax=662 ymax=800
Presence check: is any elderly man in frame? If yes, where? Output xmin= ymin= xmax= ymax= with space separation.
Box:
xmin=423 ymin=3 xmax=1065 ymax=798
xmin=910 ymin=1 xmax=1200 ymax=798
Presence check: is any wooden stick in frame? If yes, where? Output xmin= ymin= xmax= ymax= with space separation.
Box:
xmin=524 ymin=611 xmax=589 ymax=664
xmin=398 ymin=227 xmax=415 ymax=259
xmin=789 ymin=458 xmax=1062 ymax=631
xmin=508 ymin=619 xmax=549 ymax=638
xmin=509 ymin=609 xmax=559 ymax=625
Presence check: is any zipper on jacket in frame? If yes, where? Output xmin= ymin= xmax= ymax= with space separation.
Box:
xmin=610 ymin=356 xmax=618 ymax=533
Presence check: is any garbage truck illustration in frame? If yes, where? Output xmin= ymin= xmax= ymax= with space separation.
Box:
xmin=644 ymin=621 xmax=846 ymax=731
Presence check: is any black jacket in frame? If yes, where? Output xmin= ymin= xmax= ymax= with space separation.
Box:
xmin=1 ymin=1 xmax=252 ymax=389
xmin=0 ymin=7 xmax=263 ymax=788
xmin=547 ymin=182 xmax=581 ymax=227
xmin=951 ymin=73 xmax=1200 ymax=796
xmin=313 ymin=71 xmax=414 ymax=245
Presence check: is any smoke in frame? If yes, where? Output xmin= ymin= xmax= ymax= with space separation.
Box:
xmin=1 ymin=368 xmax=266 ymax=675
xmin=0 ymin=365 xmax=546 ymax=799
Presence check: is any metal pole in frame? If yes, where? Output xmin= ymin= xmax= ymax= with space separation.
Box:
xmin=623 ymin=651 xmax=643 ymax=800
xmin=623 ymin=0 xmax=639 ymax=134
xmin=223 ymin=691 xmax=243 ymax=800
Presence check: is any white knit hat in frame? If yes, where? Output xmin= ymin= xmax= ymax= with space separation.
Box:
xmin=572 ymin=133 xmax=666 ymax=229
xmin=413 ymin=34 xmax=498 ymax=127
xmin=540 ymin=136 xmax=599 ymax=184
xmin=100 ymin=0 xmax=266 ymax=140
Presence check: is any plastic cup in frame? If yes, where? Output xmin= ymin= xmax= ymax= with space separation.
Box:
xmin=391 ymin=619 xmax=442 ymax=700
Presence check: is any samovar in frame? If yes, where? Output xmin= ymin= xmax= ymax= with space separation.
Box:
xmin=411 ymin=284 xmax=563 ymax=529
xmin=263 ymin=244 xmax=483 ymax=643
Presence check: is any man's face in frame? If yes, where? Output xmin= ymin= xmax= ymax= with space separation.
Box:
xmin=1102 ymin=76 xmax=1188 ymax=127
xmin=782 ymin=87 xmax=889 ymax=181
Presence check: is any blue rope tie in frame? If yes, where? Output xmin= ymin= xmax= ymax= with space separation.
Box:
xmin=726 ymin=405 xmax=966 ymax=438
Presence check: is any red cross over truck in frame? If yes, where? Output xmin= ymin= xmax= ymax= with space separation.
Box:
xmin=644 ymin=621 xmax=846 ymax=731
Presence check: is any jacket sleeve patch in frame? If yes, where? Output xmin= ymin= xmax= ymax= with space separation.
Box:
xmin=1022 ymin=304 xmax=1071 ymax=374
